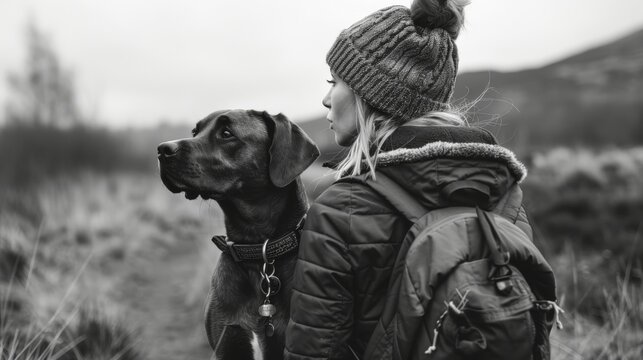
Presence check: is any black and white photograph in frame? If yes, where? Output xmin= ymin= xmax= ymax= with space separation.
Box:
xmin=1 ymin=0 xmax=642 ymax=359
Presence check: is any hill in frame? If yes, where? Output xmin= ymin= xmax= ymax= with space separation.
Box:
xmin=298 ymin=27 xmax=643 ymax=159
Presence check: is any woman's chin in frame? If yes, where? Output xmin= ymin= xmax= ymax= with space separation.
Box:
xmin=334 ymin=133 xmax=354 ymax=147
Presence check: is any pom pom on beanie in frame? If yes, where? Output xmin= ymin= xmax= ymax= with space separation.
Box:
xmin=410 ymin=0 xmax=469 ymax=39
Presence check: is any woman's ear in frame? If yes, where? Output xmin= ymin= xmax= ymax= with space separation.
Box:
xmin=263 ymin=112 xmax=320 ymax=188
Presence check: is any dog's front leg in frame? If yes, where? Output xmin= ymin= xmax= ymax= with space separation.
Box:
xmin=205 ymin=257 xmax=256 ymax=359
xmin=205 ymin=294 xmax=254 ymax=360
xmin=208 ymin=323 xmax=254 ymax=360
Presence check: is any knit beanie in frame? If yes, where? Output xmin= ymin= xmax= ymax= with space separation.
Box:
xmin=326 ymin=0 xmax=467 ymax=122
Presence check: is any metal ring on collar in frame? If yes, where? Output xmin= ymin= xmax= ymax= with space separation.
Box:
xmin=262 ymin=262 xmax=275 ymax=278
xmin=262 ymin=238 xmax=271 ymax=264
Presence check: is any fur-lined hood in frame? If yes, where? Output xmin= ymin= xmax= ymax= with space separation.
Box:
xmin=377 ymin=140 xmax=527 ymax=182
xmin=358 ymin=125 xmax=527 ymax=210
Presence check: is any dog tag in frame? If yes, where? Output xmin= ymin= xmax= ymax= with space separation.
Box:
xmin=265 ymin=321 xmax=275 ymax=337
xmin=258 ymin=303 xmax=276 ymax=317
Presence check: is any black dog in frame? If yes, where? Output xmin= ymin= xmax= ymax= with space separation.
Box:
xmin=157 ymin=110 xmax=319 ymax=359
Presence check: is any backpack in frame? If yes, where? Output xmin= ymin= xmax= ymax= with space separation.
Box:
xmin=356 ymin=172 xmax=560 ymax=360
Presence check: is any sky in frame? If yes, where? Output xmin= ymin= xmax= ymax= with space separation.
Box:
xmin=1 ymin=0 xmax=642 ymax=128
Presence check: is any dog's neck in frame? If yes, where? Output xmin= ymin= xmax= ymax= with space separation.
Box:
xmin=216 ymin=178 xmax=308 ymax=245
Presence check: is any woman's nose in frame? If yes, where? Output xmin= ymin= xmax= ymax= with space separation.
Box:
xmin=322 ymin=90 xmax=331 ymax=109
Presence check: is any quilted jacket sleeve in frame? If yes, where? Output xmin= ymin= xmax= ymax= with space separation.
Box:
xmin=284 ymin=183 xmax=356 ymax=360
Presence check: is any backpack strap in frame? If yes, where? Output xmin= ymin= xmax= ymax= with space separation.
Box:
xmin=363 ymin=171 xmax=427 ymax=222
xmin=476 ymin=206 xmax=516 ymax=295
xmin=476 ymin=207 xmax=510 ymax=267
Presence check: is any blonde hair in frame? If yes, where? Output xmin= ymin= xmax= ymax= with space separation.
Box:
xmin=334 ymin=95 xmax=469 ymax=180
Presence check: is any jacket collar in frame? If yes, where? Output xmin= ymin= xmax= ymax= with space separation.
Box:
xmin=377 ymin=140 xmax=527 ymax=183
xmin=380 ymin=125 xmax=498 ymax=151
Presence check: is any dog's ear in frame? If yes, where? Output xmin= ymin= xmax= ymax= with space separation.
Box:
xmin=263 ymin=112 xmax=320 ymax=188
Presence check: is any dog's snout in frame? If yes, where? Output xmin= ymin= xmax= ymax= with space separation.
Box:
xmin=158 ymin=141 xmax=180 ymax=157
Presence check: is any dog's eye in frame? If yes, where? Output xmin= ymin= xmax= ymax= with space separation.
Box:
xmin=191 ymin=128 xmax=198 ymax=137
xmin=221 ymin=128 xmax=233 ymax=139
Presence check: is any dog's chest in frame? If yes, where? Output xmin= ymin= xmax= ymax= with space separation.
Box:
xmin=210 ymin=259 xmax=290 ymax=332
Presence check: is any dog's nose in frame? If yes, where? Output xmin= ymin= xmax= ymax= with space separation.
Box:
xmin=157 ymin=141 xmax=180 ymax=157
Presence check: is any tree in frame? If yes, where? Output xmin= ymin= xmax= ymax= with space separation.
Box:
xmin=5 ymin=22 xmax=81 ymax=127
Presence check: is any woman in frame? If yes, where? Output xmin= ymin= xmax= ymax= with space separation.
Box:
xmin=285 ymin=1 xmax=555 ymax=359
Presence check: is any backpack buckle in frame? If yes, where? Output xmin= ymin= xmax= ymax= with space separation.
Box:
xmin=489 ymin=264 xmax=513 ymax=295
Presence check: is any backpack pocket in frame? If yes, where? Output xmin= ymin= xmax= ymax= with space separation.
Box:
xmin=426 ymin=259 xmax=536 ymax=360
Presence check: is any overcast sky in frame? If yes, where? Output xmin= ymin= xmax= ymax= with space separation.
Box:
xmin=1 ymin=0 xmax=642 ymax=128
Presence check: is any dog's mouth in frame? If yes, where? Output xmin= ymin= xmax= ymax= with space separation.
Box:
xmin=160 ymin=171 xmax=222 ymax=201
xmin=186 ymin=190 xmax=223 ymax=201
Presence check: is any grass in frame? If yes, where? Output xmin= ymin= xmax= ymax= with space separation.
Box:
xmin=1 ymin=307 xmax=143 ymax=360
xmin=0 ymin=221 xmax=143 ymax=360
xmin=551 ymin=292 xmax=643 ymax=359
xmin=0 ymin=172 xmax=221 ymax=359
xmin=549 ymin=246 xmax=643 ymax=359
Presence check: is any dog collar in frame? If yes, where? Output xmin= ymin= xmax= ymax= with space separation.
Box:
xmin=211 ymin=221 xmax=303 ymax=262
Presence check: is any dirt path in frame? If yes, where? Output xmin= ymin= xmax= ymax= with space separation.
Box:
xmin=114 ymin=235 xmax=219 ymax=360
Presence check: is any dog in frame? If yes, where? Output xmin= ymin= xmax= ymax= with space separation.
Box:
xmin=157 ymin=110 xmax=319 ymax=360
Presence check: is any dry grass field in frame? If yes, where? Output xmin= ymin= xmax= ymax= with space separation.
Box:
xmin=1 ymin=147 xmax=642 ymax=359
xmin=1 ymin=173 xmax=221 ymax=359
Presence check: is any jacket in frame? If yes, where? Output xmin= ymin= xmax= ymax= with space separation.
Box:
xmin=284 ymin=125 xmax=545 ymax=360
